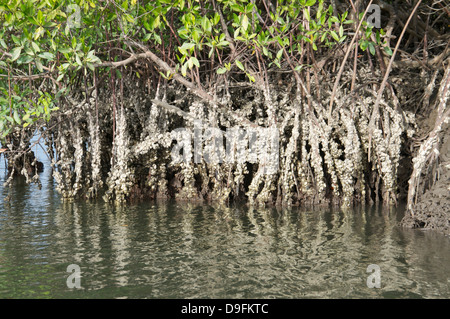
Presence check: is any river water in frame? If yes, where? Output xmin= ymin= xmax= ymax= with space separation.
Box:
xmin=0 ymin=147 xmax=449 ymax=299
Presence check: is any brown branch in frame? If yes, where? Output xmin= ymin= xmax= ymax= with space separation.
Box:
xmin=97 ymin=42 xmax=259 ymax=128
xmin=151 ymin=99 xmax=195 ymax=121
xmin=0 ymin=71 xmax=52 ymax=80
xmin=393 ymin=44 xmax=450 ymax=69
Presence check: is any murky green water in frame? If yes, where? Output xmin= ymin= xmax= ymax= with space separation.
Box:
xmin=0 ymin=150 xmax=449 ymax=299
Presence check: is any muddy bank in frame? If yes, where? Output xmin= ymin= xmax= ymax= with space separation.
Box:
xmin=401 ymin=123 xmax=450 ymax=236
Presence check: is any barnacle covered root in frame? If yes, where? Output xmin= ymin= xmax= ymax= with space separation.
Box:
xmin=41 ymin=70 xmax=416 ymax=208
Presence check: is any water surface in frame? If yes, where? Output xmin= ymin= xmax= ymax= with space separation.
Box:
xmin=0 ymin=149 xmax=449 ymax=299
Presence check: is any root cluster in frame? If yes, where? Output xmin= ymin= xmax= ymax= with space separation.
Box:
xmin=40 ymin=66 xmax=417 ymax=207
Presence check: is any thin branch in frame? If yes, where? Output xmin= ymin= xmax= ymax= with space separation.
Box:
xmin=100 ymin=41 xmax=259 ymax=128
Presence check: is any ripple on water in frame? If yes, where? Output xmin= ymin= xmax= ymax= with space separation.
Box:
xmin=1 ymin=185 xmax=450 ymax=298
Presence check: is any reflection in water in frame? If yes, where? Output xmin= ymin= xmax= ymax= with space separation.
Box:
xmin=0 ymin=155 xmax=450 ymax=298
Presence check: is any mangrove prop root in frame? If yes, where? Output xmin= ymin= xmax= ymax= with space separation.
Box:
xmin=37 ymin=66 xmax=418 ymax=208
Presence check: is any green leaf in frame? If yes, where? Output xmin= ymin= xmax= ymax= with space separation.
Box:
xmin=330 ymin=30 xmax=339 ymax=42
xmin=17 ymin=54 xmax=33 ymax=64
xmin=38 ymin=52 xmax=55 ymax=60
xmin=360 ymin=39 xmax=369 ymax=51
xmin=159 ymin=71 xmax=168 ymax=79
xmin=11 ymin=34 xmax=20 ymax=45
xmin=152 ymin=15 xmax=160 ymax=29
xmin=31 ymin=41 xmax=40 ymax=53
xmin=276 ymin=48 xmax=283 ymax=60
xmin=34 ymin=26 xmax=44 ymax=40
xmin=192 ymin=29 xmax=201 ymax=43
xmin=365 ymin=26 xmax=373 ymax=39
xmin=1 ymin=128 xmax=10 ymax=138
xmin=383 ymin=46 xmax=393 ymax=56
xmin=190 ymin=57 xmax=200 ymax=68
xmin=37 ymin=10 xmax=43 ymax=25
xmin=153 ymin=33 xmax=161 ymax=44
xmin=368 ymin=42 xmax=376 ymax=56
xmin=217 ymin=67 xmax=227 ymax=74
xmin=231 ymin=4 xmax=243 ymax=12
xmin=10 ymin=47 xmax=22 ymax=61
xmin=213 ymin=12 xmax=220 ymax=25
xmin=143 ymin=33 xmax=152 ymax=42
xmin=241 ymin=14 xmax=249 ymax=31
xmin=59 ymin=47 xmax=71 ymax=54
xmin=13 ymin=110 xmax=21 ymax=125
xmin=329 ymin=16 xmax=339 ymax=24
xmin=235 ymin=60 xmax=245 ymax=71
xmin=61 ymin=63 xmax=70 ymax=71
xmin=87 ymin=62 xmax=95 ymax=71
xmin=44 ymin=21 xmax=57 ymax=28
xmin=234 ymin=27 xmax=241 ymax=39
xmin=181 ymin=63 xmax=187 ymax=76
xmin=75 ymin=54 xmax=82 ymax=66
xmin=304 ymin=9 xmax=310 ymax=22
xmin=341 ymin=11 xmax=348 ymax=22
xmin=201 ymin=17 xmax=212 ymax=33
xmin=35 ymin=59 xmax=43 ymax=72
xmin=245 ymin=3 xmax=255 ymax=13
xmin=125 ymin=14 xmax=135 ymax=23
xmin=6 ymin=116 xmax=14 ymax=124
xmin=217 ymin=41 xmax=229 ymax=48
xmin=179 ymin=42 xmax=195 ymax=54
